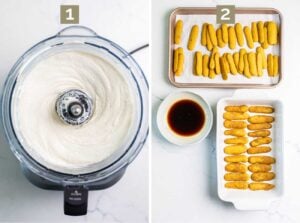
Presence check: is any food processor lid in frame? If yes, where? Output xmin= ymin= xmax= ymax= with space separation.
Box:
xmin=2 ymin=26 xmax=149 ymax=184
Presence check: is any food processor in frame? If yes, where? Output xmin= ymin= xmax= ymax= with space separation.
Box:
xmin=1 ymin=26 xmax=148 ymax=216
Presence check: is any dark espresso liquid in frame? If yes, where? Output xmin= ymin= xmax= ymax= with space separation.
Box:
xmin=167 ymin=100 xmax=205 ymax=136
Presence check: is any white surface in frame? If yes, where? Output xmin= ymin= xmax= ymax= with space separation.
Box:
xmin=152 ymin=0 xmax=300 ymax=222
xmin=173 ymin=13 xmax=280 ymax=85
xmin=0 ymin=0 xmax=149 ymax=222
xmin=156 ymin=91 xmax=213 ymax=145
xmin=217 ymin=98 xmax=283 ymax=210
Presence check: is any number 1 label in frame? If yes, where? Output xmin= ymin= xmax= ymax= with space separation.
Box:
xmin=60 ymin=5 xmax=79 ymax=24
xmin=65 ymin=8 xmax=75 ymax=21
xmin=216 ymin=5 xmax=235 ymax=24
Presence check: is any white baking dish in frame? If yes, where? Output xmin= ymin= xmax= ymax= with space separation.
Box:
xmin=216 ymin=97 xmax=284 ymax=210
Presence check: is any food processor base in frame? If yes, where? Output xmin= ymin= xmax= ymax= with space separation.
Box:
xmin=21 ymin=166 xmax=127 ymax=215
xmin=21 ymin=165 xmax=127 ymax=190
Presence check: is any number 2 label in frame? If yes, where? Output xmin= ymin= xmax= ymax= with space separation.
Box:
xmin=220 ymin=8 xmax=230 ymax=21
xmin=217 ymin=5 xmax=235 ymax=24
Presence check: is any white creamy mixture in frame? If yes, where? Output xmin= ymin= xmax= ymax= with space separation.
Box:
xmin=11 ymin=50 xmax=136 ymax=174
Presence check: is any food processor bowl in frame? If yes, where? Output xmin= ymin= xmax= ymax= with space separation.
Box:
xmin=1 ymin=26 xmax=148 ymax=215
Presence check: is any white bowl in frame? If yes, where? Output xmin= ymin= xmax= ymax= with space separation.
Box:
xmin=156 ymin=91 xmax=213 ymax=146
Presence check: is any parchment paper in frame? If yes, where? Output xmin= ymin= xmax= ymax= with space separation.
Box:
xmin=174 ymin=14 xmax=280 ymax=85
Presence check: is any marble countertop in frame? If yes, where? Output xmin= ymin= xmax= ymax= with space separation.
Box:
xmin=152 ymin=0 xmax=300 ymax=223
xmin=0 ymin=0 xmax=148 ymax=222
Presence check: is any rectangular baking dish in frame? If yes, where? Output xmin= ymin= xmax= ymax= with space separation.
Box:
xmin=216 ymin=97 xmax=284 ymax=210
xmin=168 ymin=7 xmax=283 ymax=88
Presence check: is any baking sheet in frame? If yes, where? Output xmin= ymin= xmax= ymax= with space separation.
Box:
xmin=216 ymin=98 xmax=284 ymax=210
xmin=169 ymin=8 xmax=282 ymax=88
